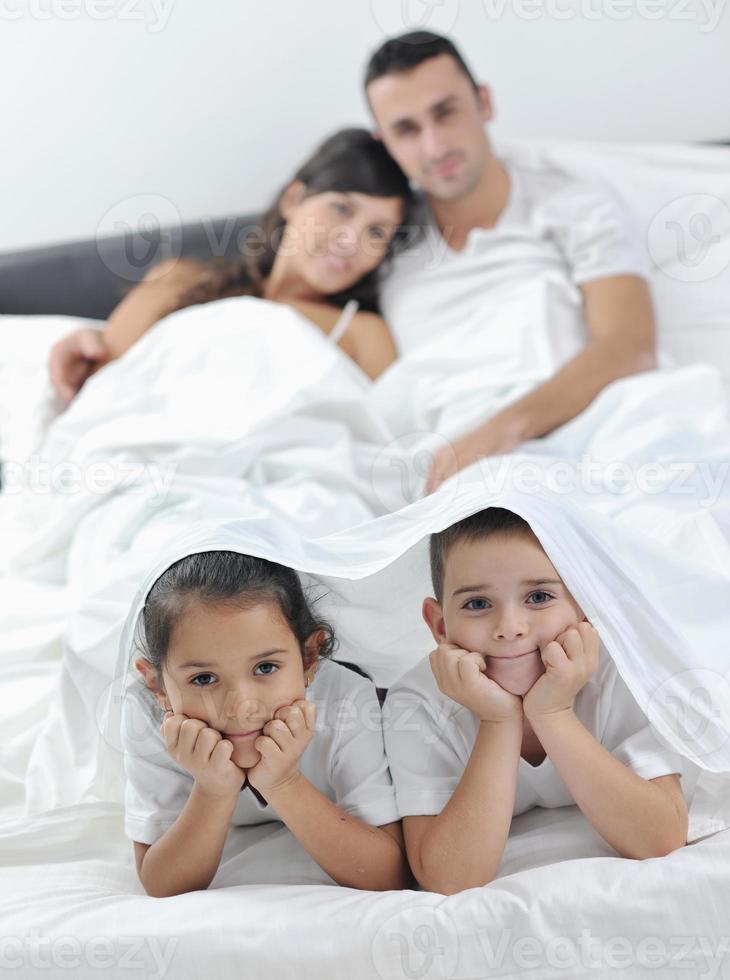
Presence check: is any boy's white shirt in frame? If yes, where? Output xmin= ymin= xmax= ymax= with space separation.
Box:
xmin=383 ymin=642 xmax=701 ymax=820
xmin=122 ymin=658 xmax=398 ymax=845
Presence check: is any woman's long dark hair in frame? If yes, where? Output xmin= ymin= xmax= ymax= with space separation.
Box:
xmin=181 ymin=128 xmax=413 ymax=313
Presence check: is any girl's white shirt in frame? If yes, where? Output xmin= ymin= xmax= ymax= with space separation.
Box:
xmin=121 ymin=658 xmax=398 ymax=845
xmin=383 ymin=643 xmax=701 ymax=820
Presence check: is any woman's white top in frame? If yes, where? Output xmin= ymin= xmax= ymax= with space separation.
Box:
xmin=383 ymin=644 xmax=701 ymax=819
xmin=122 ymin=658 xmax=398 ymax=844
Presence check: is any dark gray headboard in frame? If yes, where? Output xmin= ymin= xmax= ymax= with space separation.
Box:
xmin=0 ymin=213 xmax=259 ymax=321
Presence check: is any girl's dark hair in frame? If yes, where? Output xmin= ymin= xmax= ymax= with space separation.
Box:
xmin=138 ymin=551 xmax=336 ymax=673
xmin=179 ymin=127 xmax=414 ymax=314
xmin=430 ymin=508 xmax=534 ymax=605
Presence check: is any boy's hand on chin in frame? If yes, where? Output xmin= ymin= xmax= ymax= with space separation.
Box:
xmin=522 ymin=622 xmax=600 ymax=722
xmin=429 ymin=642 xmax=523 ymax=723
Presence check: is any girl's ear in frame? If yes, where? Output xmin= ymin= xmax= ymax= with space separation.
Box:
xmin=134 ymin=656 xmax=170 ymax=710
xmin=302 ymin=629 xmax=324 ymax=686
xmin=279 ymin=180 xmax=307 ymax=221
xmin=422 ymin=597 xmax=447 ymax=643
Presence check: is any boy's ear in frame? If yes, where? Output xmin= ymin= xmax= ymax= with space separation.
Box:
xmin=134 ymin=656 xmax=170 ymax=710
xmin=422 ymin=597 xmax=447 ymax=644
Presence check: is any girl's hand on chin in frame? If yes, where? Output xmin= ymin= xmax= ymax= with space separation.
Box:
xmin=160 ymin=711 xmax=246 ymax=798
xmin=429 ymin=643 xmax=523 ymax=723
xmin=246 ymin=701 xmax=317 ymax=796
xmin=522 ymin=622 xmax=600 ymax=722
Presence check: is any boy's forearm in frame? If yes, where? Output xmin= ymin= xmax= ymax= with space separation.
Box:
xmin=529 ymin=709 xmax=687 ymax=858
xmin=139 ymin=785 xmax=238 ymax=897
xmin=264 ymin=774 xmax=410 ymax=891
xmin=417 ymin=718 xmax=523 ymax=894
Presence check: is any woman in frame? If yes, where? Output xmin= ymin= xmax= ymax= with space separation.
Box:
xmin=49 ymin=128 xmax=413 ymax=402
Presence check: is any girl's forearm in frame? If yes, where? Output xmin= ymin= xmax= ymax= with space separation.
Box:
xmin=139 ymin=784 xmax=238 ymax=897
xmin=529 ymin=709 xmax=688 ymax=858
xmin=416 ymin=718 xmax=523 ymax=894
xmin=264 ymin=774 xmax=410 ymax=891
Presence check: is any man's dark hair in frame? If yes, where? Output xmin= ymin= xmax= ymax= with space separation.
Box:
xmin=429 ymin=507 xmax=534 ymax=605
xmin=364 ymin=31 xmax=479 ymax=92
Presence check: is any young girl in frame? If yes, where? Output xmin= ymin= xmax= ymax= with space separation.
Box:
xmin=383 ymin=507 xmax=700 ymax=895
xmin=121 ymin=548 xmax=409 ymax=896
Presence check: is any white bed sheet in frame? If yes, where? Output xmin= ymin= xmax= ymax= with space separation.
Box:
xmin=2 ymin=139 xmax=730 ymax=979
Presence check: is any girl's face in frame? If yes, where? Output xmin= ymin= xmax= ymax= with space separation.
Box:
xmin=136 ymin=599 xmax=318 ymax=770
xmin=276 ymin=186 xmax=403 ymax=299
xmin=423 ymin=532 xmax=586 ymax=696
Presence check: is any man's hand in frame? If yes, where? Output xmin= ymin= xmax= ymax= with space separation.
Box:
xmin=160 ymin=712 xmax=245 ymax=799
xmin=424 ymin=417 xmax=524 ymax=496
xmin=246 ymin=701 xmax=317 ymax=796
xmin=522 ymin=622 xmax=600 ymax=722
xmin=429 ymin=642 xmax=523 ymax=723
xmin=48 ymin=327 xmax=110 ymax=405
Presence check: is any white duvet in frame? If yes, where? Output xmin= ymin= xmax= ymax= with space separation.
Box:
xmin=2 ymin=138 xmax=730 ymax=980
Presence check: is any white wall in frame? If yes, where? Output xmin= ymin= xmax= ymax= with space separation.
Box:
xmin=1 ymin=0 xmax=729 ymax=253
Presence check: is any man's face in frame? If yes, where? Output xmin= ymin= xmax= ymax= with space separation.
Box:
xmin=367 ymin=54 xmax=493 ymax=202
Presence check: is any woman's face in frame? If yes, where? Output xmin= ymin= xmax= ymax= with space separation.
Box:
xmin=137 ymin=599 xmax=317 ymax=770
xmin=424 ymin=532 xmax=586 ymax=696
xmin=278 ymin=187 xmax=404 ymax=298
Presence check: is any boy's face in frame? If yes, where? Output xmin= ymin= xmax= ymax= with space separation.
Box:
xmin=367 ymin=54 xmax=493 ymax=203
xmin=423 ymin=532 xmax=585 ymax=690
xmin=136 ymin=600 xmax=318 ymax=770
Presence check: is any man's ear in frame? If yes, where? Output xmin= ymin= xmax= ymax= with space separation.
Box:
xmin=422 ymin=597 xmax=447 ymax=644
xmin=279 ymin=179 xmax=307 ymax=221
xmin=134 ymin=656 xmax=170 ymax=710
xmin=476 ymin=83 xmax=494 ymax=123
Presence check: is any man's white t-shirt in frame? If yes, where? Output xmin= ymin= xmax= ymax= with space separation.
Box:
xmin=383 ymin=644 xmax=700 ymax=819
xmin=122 ymin=658 xmax=399 ymax=845
xmin=379 ymin=146 xmax=650 ymax=357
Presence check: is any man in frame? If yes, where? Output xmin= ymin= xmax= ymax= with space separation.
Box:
xmin=49 ymin=31 xmax=656 ymax=495
xmin=365 ymin=32 xmax=656 ymax=493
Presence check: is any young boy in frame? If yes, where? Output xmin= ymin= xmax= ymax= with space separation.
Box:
xmin=383 ymin=507 xmax=698 ymax=895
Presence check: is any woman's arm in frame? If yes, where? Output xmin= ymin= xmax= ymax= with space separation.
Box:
xmin=134 ymin=783 xmax=239 ymax=897
xmin=285 ymin=300 xmax=397 ymax=380
xmin=402 ymin=717 xmax=523 ymax=895
xmin=103 ymin=258 xmax=209 ymax=360
xmin=263 ymin=774 xmax=411 ymax=891
xmin=48 ymin=258 xmax=209 ymax=403
xmin=530 ymin=709 xmax=688 ymax=858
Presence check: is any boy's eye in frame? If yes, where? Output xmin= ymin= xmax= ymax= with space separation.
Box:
xmin=331 ymin=200 xmax=351 ymax=217
xmin=253 ymin=662 xmax=278 ymax=676
xmin=191 ymin=673 xmax=216 ymax=687
xmin=527 ymin=591 xmax=554 ymax=605
xmin=463 ymin=597 xmax=490 ymax=611
xmin=368 ymin=225 xmax=387 ymax=241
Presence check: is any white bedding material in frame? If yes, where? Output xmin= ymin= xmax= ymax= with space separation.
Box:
xmin=1 ymin=138 xmax=730 ymax=977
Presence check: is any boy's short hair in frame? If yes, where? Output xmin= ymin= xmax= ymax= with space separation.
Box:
xmin=364 ymin=31 xmax=479 ymax=92
xmin=429 ymin=507 xmax=534 ymax=604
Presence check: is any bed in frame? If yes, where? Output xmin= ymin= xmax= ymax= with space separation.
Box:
xmin=1 ymin=138 xmax=730 ymax=980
